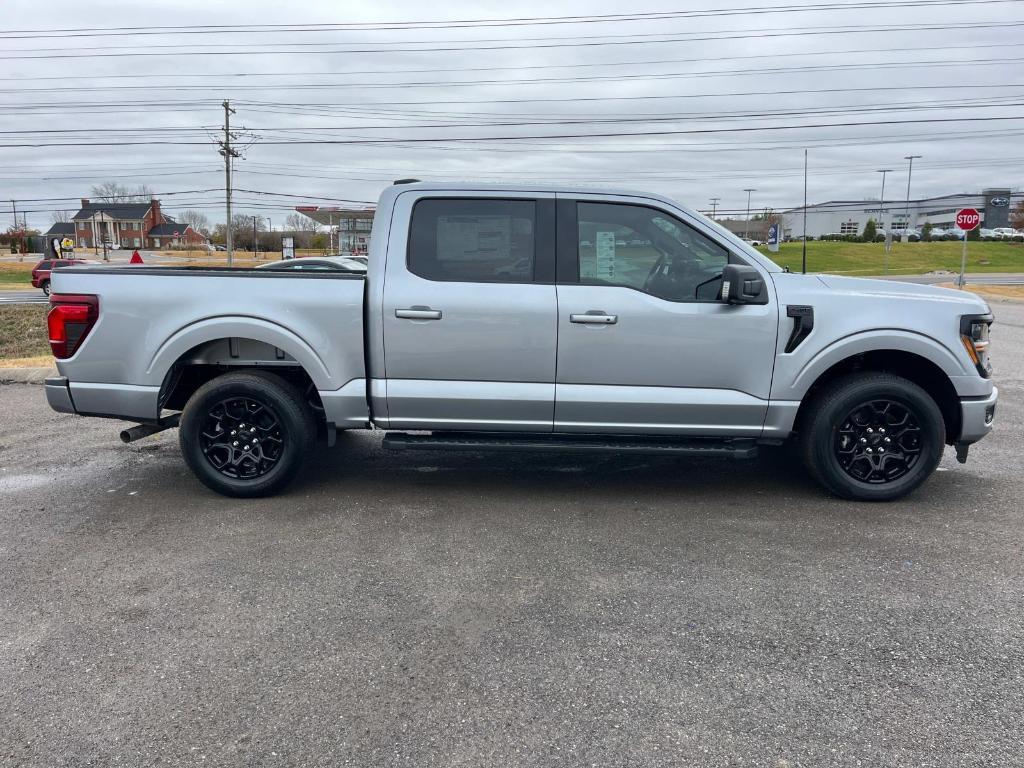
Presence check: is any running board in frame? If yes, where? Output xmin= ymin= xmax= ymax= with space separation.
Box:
xmin=382 ymin=431 xmax=758 ymax=459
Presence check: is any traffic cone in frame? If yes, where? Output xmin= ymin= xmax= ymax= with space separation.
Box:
xmin=130 ymin=250 xmax=144 ymax=264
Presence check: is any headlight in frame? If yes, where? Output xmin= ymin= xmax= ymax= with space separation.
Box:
xmin=960 ymin=313 xmax=993 ymax=377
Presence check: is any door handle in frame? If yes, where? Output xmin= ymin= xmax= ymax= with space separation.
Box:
xmin=570 ymin=312 xmax=618 ymax=325
xmin=396 ymin=307 xmax=442 ymax=320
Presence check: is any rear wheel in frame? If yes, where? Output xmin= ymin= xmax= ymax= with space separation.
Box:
xmin=41 ymin=280 xmax=50 ymax=296
xmin=800 ymin=372 xmax=945 ymax=501
xmin=179 ymin=371 xmax=316 ymax=497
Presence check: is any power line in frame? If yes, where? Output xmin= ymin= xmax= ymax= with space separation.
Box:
xmin=3 ymin=20 xmax=1022 ymax=60
xmin=6 ymin=41 xmax=1020 ymax=83
xmin=1 ymin=1 xmax=1013 ymax=38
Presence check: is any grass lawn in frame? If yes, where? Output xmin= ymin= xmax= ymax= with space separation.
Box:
xmin=0 ymin=305 xmax=50 ymax=362
xmin=0 ymin=262 xmax=34 ymax=286
xmin=761 ymin=240 xmax=1024 ymax=275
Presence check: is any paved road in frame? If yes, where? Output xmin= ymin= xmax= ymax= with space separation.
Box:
xmin=1 ymin=308 xmax=1023 ymax=766
xmin=0 ymin=291 xmax=46 ymax=305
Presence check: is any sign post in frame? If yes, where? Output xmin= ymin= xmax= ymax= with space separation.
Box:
xmin=955 ymin=208 xmax=981 ymax=288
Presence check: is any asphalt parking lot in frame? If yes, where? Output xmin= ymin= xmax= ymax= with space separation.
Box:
xmin=2 ymin=304 xmax=1022 ymax=767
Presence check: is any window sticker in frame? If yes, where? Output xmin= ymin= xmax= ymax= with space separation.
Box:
xmin=437 ymin=215 xmax=512 ymax=262
xmin=595 ymin=231 xmax=617 ymax=279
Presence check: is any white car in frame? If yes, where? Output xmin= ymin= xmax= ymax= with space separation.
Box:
xmin=992 ymin=227 xmax=1016 ymax=239
xmin=978 ymin=228 xmax=997 ymax=239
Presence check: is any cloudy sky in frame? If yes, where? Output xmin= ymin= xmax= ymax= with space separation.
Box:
xmin=2 ymin=0 xmax=1023 ymax=230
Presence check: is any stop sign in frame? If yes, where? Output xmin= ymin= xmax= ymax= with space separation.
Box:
xmin=956 ymin=208 xmax=981 ymax=231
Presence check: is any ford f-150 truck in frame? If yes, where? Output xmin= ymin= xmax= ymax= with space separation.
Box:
xmin=44 ymin=181 xmax=997 ymax=501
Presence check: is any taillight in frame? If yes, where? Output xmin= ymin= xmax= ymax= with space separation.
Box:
xmin=47 ymin=294 xmax=99 ymax=359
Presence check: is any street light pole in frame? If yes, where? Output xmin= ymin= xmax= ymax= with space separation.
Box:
xmin=904 ymin=154 xmax=922 ymax=234
xmin=877 ymin=169 xmax=892 ymax=271
xmin=743 ymin=188 xmax=756 ymax=239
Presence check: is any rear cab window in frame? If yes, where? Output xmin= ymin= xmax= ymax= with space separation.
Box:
xmin=408 ymin=198 xmax=536 ymax=283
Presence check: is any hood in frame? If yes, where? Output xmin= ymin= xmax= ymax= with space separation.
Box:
xmin=816 ymin=275 xmax=990 ymax=312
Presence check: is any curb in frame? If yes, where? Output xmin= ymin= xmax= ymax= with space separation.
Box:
xmin=0 ymin=367 xmax=57 ymax=384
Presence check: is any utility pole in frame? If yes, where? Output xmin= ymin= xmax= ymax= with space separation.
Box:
xmin=218 ymin=100 xmax=240 ymax=267
xmin=802 ymin=149 xmax=808 ymax=274
xmin=743 ymin=189 xmax=756 ymax=239
xmin=92 ymin=210 xmax=99 ymax=256
xmin=10 ymin=200 xmax=21 ymax=256
xmin=252 ymin=215 xmax=258 ymax=258
xmin=709 ymin=197 xmax=720 ymax=219
xmin=877 ymin=168 xmax=892 ymax=272
xmin=904 ymin=154 xmax=922 ymax=235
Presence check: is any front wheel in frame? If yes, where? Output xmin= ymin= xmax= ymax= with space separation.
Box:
xmin=179 ymin=371 xmax=316 ymax=497
xmin=800 ymin=372 xmax=945 ymax=501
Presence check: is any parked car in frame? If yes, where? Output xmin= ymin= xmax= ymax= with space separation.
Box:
xmin=30 ymin=257 xmax=98 ymax=295
xmin=991 ymin=227 xmax=1017 ymax=240
xmin=979 ymin=228 xmax=997 ymax=240
xmin=45 ymin=181 xmax=997 ymax=501
xmin=255 ymin=256 xmax=367 ymax=273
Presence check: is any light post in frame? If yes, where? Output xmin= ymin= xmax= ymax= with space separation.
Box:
xmin=877 ymin=169 xmax=892 ymax=271
xmin=743 ymin=188 xmax=756 ymax=239
xmin=904 ymin=154 xmax=922 ymax=236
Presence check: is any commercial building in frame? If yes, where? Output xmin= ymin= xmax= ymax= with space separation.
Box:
xmin=293 ymin=205 xmax=375 ymax=255
xmin=781 ymin=188 xmax=1021 ymax=239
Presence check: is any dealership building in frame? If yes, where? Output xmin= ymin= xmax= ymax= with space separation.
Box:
xmin=781 ymin=188 xmax=1021 ymax=239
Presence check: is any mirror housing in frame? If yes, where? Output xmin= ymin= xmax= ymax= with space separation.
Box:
xmin=720 ymin=263 xmax=768 ymax=305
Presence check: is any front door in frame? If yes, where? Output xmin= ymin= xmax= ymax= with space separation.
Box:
xmin=382 ymin=194 xmax=558 ymax=431
xmin=554 ymin=197 xmax=778 ymax=435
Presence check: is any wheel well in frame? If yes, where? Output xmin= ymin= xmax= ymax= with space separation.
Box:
xmin=794 ymin=350 xmax=961 ymax=444
xmin=159 ymin=338 xmax=324 ymax=420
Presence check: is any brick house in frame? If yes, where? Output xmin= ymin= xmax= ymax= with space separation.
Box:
xmin=72 ymin=198 xmax=207 ymax=249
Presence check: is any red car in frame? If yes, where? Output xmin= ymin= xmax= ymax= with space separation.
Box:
xmin=31 ymin=258 xmax=97 ymax=295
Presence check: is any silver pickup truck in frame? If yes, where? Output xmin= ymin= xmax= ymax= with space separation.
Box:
xmin=44 ymin=181 xmax=997 ymax=501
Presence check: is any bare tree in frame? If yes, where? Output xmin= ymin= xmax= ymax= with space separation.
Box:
xmin=89 ymin=182 xmax=154 ymax=203
xmin=285 ymin=213 xmax=320 ymax=232
xmin=51 ymin=210 xmax=72 ymax=224
xmin=1012 ymin=200 xmax=1024 ymax=230
xmin=179 ymin=210 xmax=211 ymax=236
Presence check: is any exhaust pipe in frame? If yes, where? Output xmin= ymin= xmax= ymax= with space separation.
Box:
xmin=119 ymin=413 xmax=181 ymax=444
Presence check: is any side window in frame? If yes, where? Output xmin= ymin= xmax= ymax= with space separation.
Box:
xmin=38 ymin=260 xmax=52 ymax=270
xmin=577 ymin=202 xmax=730 ymax=302
xmin=409 ymin=198 xmax=535 ymax=283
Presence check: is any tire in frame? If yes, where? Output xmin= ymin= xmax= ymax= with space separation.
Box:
xmin=41 ymin=280 xmax=50 ymax=296
xmin=179 ymin=371 xmax=316 ymax=498
xmin=800 ymin=372 xmax=945 ymax=501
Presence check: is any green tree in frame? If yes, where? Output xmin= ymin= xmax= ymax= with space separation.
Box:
xmin=921 ymin=222 xmax=933 ymax=242
xmin=862 ymin=218 xmax=877 ymax=242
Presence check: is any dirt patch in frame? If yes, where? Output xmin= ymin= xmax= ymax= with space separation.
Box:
xmin=0 ymin=305 xmax=50 ymax=360
xmin=937 ymin=283 xmax=1024 ymax=302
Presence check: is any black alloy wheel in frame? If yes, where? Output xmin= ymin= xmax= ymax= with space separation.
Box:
xmin=834 ymin=399 xmax=922 ymax=484
xmin=180 ymin=371 xmax=316 ymax=497
xmin=801 ymin=372 xmax=944 ymax=501
xmin=199 ymin=396 xmax=285 ymax=480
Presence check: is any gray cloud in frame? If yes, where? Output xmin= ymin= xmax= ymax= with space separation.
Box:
xmin=2 ymin=0 xmax=1022 ymax=229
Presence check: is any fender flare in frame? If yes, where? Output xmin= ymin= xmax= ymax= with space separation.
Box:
xmin=777 ymin=329 xmax=969 ymax=401
xmin=146 ymin=315 xmax=335 ymax=390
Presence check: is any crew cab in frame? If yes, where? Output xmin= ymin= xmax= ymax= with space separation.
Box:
xmin=44 ymin=182 xmax=997 ymax=500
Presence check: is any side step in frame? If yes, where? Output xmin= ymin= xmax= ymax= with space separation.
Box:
xmin=382 ymin=431 xmax=758 ymax=459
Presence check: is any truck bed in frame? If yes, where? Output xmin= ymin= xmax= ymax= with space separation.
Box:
xmin=49 ymin=266 xmax=368 ymax=426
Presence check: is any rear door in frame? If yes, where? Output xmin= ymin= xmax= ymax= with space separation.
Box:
xmin=381 ymin=192 xmax=558 ymax=431
xmin=553 ymin=195 xmax=778 ymax=435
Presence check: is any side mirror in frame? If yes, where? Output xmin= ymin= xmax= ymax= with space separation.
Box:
xmin=720 ymin=263 xmax=768 ymax=305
